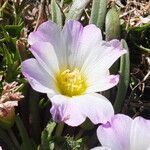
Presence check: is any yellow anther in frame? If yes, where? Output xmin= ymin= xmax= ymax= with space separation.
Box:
xmin=56 ymin=69 xmax=87 ymax=97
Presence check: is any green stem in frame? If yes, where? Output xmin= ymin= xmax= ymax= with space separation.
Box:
xmin=7 ymin=129 xmax=20 ymax=150
xmin=114 ymin=40 xmax=130 ymax=113
xmin=75 ymin=129 xmax=84 ymax=140
xmin=55 ymin=122 xmax=64 ymax=137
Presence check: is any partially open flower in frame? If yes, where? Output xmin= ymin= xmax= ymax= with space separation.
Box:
xmin=96 ymin=114 xmax=150 ymax=150
xmin=0 ymin=82 xmax=24 ymax=129
xmin=22 ymin=20 xmax=127 ymax=126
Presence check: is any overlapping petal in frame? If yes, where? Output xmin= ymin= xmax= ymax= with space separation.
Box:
xmin=49 ymin=93 xmax=114 ymax=126
xmin=81 ymin=41 xmax=126 ymax=88
xmin=97 ymin=114 xmax=132 ymax=150
xmin=29 ymin=42 xmax=59 ymax=78
xmin=130 ymin=117 xmax=150 ymax=150
xmin=28 ymin=21 xmax=61 ymax=46
xmin=50 ymin=95 xmax=85 ymax=126
xmin=62 ymin=20 xmax=102 ymax=69
xmin=97 ymin=114 xmax=150 ymax=150
xmin=28 ymin=21 xmax=67 ymax=67
xmin=21 ymin=58 xmax=56 ymax=94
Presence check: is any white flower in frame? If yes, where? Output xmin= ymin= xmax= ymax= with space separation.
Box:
xmin=22 ymin=20 xmax=126 ymax=126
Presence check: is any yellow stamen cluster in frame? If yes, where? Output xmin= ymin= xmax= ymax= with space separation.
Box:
xmin=56 ymin=69 xmax=87 ymax=97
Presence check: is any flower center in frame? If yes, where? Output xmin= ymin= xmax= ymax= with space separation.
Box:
xmin=56 ymin=69 xmax=87 ymax=97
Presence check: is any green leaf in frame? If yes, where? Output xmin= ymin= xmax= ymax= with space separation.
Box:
xmin=63 ymin=136 xmax=84 ymax=150
xmin=40 ymin=121 xmax=56 ymax=150
xmin=51 ymin=0 xmax=63 ymax=27
xmin=66 ymin=0 xmax=90 ymax=20
xmin=105 ymin=5 xmax=120 ymax=41
xmin=126 ymin=24 xmax=150 ymax=55
xmin=64 ymin=0 xmax=72 ymax=4
xmin=4 ymin=23 xmax=23 ymax=38
xmin=114 ymin=39 xmax=130 ymax=113
xmin=89 ymin=0 xmax=107 ymax=30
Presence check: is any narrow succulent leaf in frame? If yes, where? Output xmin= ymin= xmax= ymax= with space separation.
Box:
xmin=51 ymin=0 xmax=63 ymax=26
xmin=0 ymin=127 xmax=15 ymax=149
xmin=114 ymin=39 xmax=130 ymax=113
xmin=105 ymin=5 xmax=120 ymax=41
xmin=66 ymin=0 xmax=90 ymax=20
xmin=15 ymin=116 xmax=32 ymax=150
xmin=89 ymin=0 xmax=107 ymax=30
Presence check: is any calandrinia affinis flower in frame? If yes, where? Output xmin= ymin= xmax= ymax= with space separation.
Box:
xmin=21 ymin=20 xmax=127 ymax=126
xmin=94 ymin=114 xmax=150 ymax=150
xmin=0 ymin=82 xmax=24 ymax=128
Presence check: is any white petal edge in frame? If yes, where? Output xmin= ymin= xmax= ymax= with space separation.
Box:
xmin=130 ymin=116 xmax=150 ymax=150
xmin=62 ymin=20 xmax=102 ymax=69
xmin=48 ymin=93 xmax=114 ymax=126
xmin=81 ymin=40 xmax=127 ymax=84
xmin=91 ymin=146 xmax=112 ymax=150
xmin=28 ymin=21 xmax=67 ymax=68
xmin=72 ymin=93 xmax=114 ymax=124
xmin=28 ymin=21 xmax=61 ymax=46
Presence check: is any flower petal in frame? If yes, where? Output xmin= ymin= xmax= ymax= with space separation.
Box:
xmin=49 ymin=94 xmax=86 ymax=126
xmin=97 ymin=114 xmax=132 ymax=150
xmin=73 ymin=94 xmax=114 ymax=124
xmin=86 ymin=75 xmax=119 ymax=93
xmin=21 ymin=58 xmax=56 ymax=94
xmin=30 ymin=42 xmax=59 ymax=78
xmin=28 ymin=21 xmax=67 ymax=67
xmin=91 ymin=147 xmax=112 ymax=150
xmin=49 ymin=93 xmax=114 ymax=126
xmin=130 ymin=116 xmax=150 ymax=150
xmin=28 ymin=21 xmax=61 ymax=46
xmin=81 ymin=40 xmax=126 ymax=87
xmin=62 ymin=20 xmax=102 ymax=69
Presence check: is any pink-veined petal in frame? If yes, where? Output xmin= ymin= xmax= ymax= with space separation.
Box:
xmin=62 ymin=20 xmax=102 ymax=69
xmin=73 ymin=93 xmax=114 ymax=124
xmin=21 ymin=58 xmax=56 ymax=94
xmin=97 ymin=114 xmax=132 ymax=150
xmin=28 ymin=21 xmax=61 ymax=47
xmin=86 ymin=75 xmax=119 ymax=93
xmin=81 ymin=40 xmax=126 ymax=87
xmin=130 ymin=116 xmax=150 ymax=150
xmin=49 ymin=94 xmax=86 ymax=126
xmin=49 ymin=93 xmax=114 ymax=126
xmin=28 ymin=21 xmax=67 ymax=67
xmin=29 ymin=42 xmax=59 ymax=78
